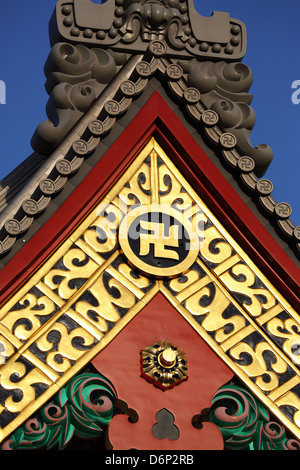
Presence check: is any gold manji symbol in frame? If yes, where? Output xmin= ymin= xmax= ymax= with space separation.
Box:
xmin=139 ymin=220 xmax=180 ymax=260
xmin=119 ymin=205 xmax=200 ymax=278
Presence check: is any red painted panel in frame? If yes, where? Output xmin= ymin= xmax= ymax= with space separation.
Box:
xmin=92 ymin=293 xmax=233 ymax=450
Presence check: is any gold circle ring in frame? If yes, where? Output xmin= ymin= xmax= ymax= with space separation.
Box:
xmin=118 ymin=204 xmax=200 ymax=278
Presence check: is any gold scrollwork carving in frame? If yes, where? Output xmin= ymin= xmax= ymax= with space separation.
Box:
xmin=276 ymin=391 xmax=300 ymax=428
xmin=0 ymin=335 xmax=15 ymax=364
xmin=168 ymin=267 xmax=204 ymax=295
xmin=267 ymin=317 xmax=300 ymax=366
xmin=116 ymin=159 xmax=151 ymax=209
xmin=200 ymin=225 xmax=234 ymax=265
xmin=158 ymin=160 xmax=194 ymax=210
xmin=73 ymin=270 xmax=137 ymax=333
xmin=229 ymin=340 xmax=288 ymax=392
xmin=43 ymin=247 xmax=99 ymax=300
xmin=82 ymin=203 xmax=125 ymax=256
xmin=0 ymin=356 xmax=52 ymax=413
xmin=219 ymin=262 xmax=277 ymax=317
xmin=117 ymin=262 xmax=152 ymax=291
xmin=0 ymin=137 xmax=299 ymax=442
xmin=2 ymin=291 xmax=58 ymax=342
xmin=184 ymin=281 xmax=247 ymax=343
xmin=34 ymin=319 xmax=97 ymax=374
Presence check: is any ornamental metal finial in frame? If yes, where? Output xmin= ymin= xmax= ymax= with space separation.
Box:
xmin=141 ymin=341 xmax=188 ymax=390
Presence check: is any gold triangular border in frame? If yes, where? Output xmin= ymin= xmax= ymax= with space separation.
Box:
xmin=0 ymin=138 xmax=299 ymax=442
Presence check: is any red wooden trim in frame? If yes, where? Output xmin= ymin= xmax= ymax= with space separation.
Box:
xmin=0 ymin=92 xmax=299 ymax=310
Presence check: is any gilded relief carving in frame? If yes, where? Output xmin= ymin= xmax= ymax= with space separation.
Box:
xmin=0 ymin=138 xmax=299 ymax=442
xmin=43 ymin=247 xmax=99 ymax=300
xmin=32 ymin=315 xmax=98 ymax=375
xmin=2 ymin=288 xmax=59 ymax=343
xmin=73 ymin=268 xmax=137 ymax=332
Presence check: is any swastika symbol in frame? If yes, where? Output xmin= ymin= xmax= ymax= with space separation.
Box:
xmin=139 ymin=220 xmax=180 ymax=260
xmin=5 ymin=219 xmax=20 ymax=235
xmin=238 ymin=156 xmax=255 ymax=172
xmin=149 ymin=40 xmax=166 ymax=56
xmin=119 ymin=206 xmax=199 ymax=278
xmin=89 ymin=120 xmax=104 ymax=135
xmin=40 ymin=179 xmax=55 ymax=194
xmin=184 ymin=87 xmax=200 ymax=103
xmin=120 ymin=80 xmax=136 ymax=96
xmin=166 ymin=64 xmax=183 ymax=80
xmin=136 ymin=62 xmax=152 ymax=77
xmin=22 ymin=199 xmax=39 ymax=215
xmin=275 ymin=203 xmax=292 ymax=218
xmin=73 ymin=140 xmax=88 ymax=155
xmin=56 ymin=160 xmax=72 ymax=175
xmin=294 ymin=226 xmax=300 ymax=241
xmin=256 ymin=179 xmax=273 ymax=195
xmin=105 ymin=100 xmax=120 ymax=115
xmin=202 ymin=110 xmax=219 ymax=126
xmin=220 ymin=133 xmax=237 ymax=149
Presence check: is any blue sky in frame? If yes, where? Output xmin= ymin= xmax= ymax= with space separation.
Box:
xmin=0 ymin=0 xmax=299 ymax=226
